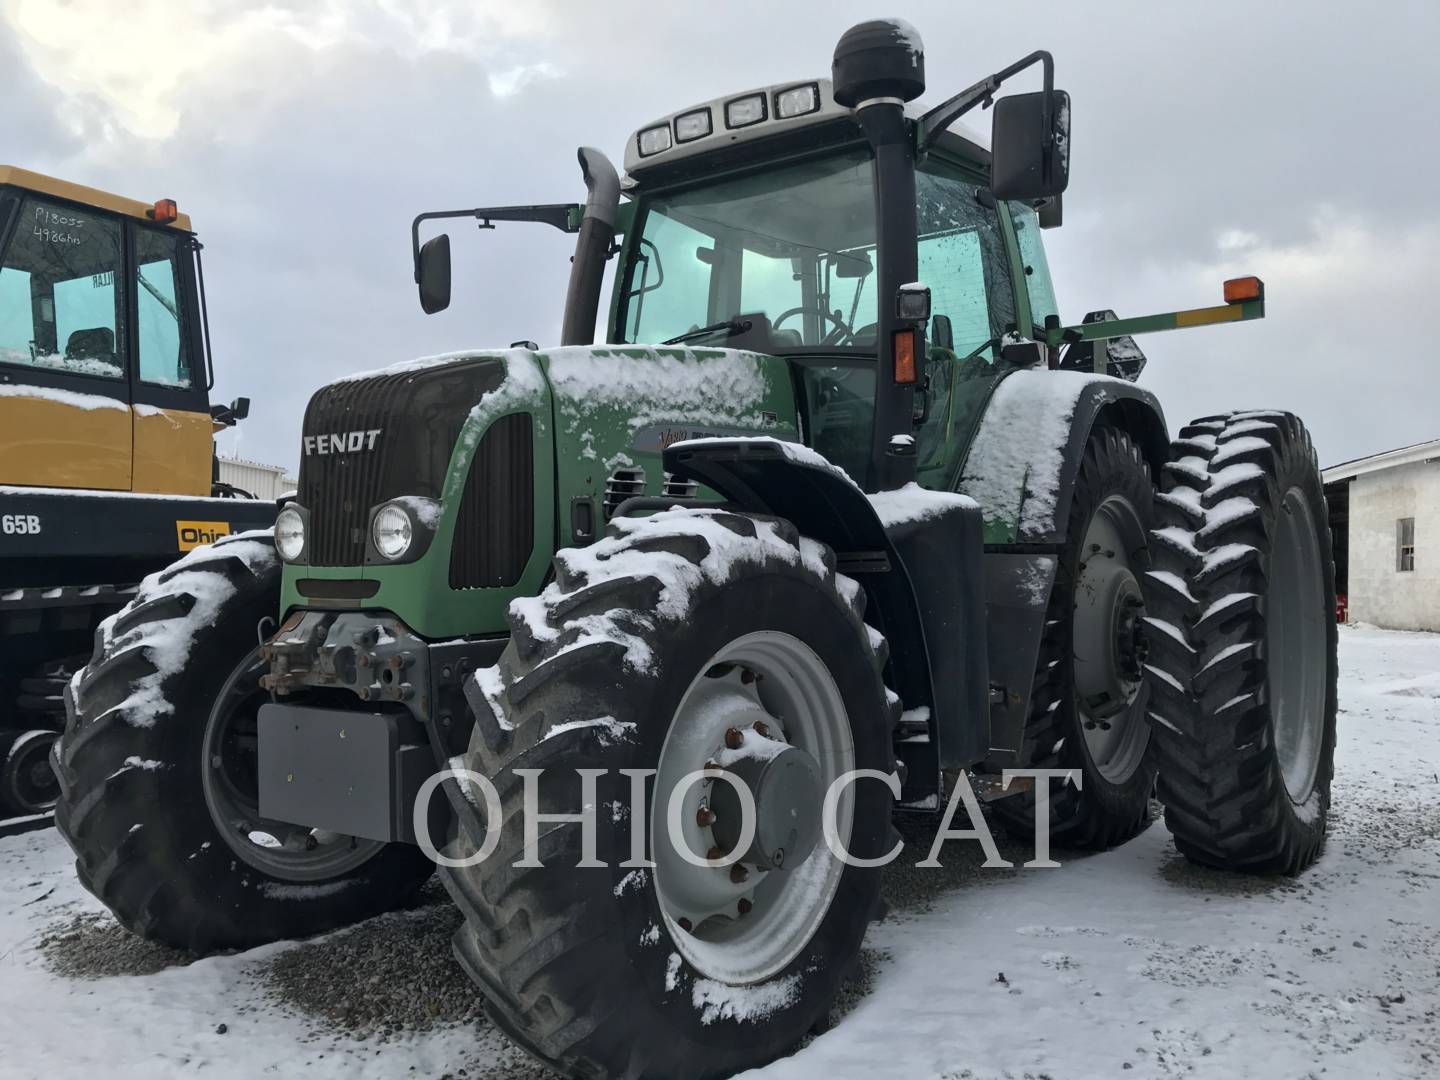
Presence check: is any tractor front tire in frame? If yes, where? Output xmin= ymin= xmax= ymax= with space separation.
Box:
xmin=439 ymin=508 xmax=897 ymax=1079
xmin=53 ymin=532 xmax=432 ymax=954
xmin=993 ymin=426 xmax=1159 ymax=850
xmin=1147 ymin=412 xmax=1338 ymax=874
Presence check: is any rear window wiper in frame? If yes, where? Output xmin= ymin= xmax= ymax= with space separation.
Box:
xmin=662 ymin=318 xmax=752 ymax=347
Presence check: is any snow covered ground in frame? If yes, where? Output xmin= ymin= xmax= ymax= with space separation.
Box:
xmin=1 ymin=625 xmax=1435 ymax=1079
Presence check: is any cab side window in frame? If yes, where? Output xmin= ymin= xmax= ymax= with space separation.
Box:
xmin=0 ymin=196 xmax=126 ymax=379
xmin=1007 ymin=203 xmax=1057 ymax=331
xmin=134 ymin=227 xmax=194 ymax=388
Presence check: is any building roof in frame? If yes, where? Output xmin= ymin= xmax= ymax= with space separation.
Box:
xmin=218 ymin=455 xmax=290 ymax=475
xmin=1322 ymin=438 xmax=1440 ymax=484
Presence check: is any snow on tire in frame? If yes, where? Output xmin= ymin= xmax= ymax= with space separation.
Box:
xmin=52 ymin=531 xmax=432 ymax=954
xmin=1146 ymin=411 xmax=1338 ymax=875
xmin=437 ymin=508 xmax=898 ymax=1079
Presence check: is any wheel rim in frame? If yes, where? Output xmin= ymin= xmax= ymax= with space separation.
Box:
xmin=201 ymin=646 xmax=384 ymax=881
xmin=1073 ymin=493 xmax=1152 ymax=784
xmin=653 ymin=631 xmax=855 ymax=985
xmin=1268 ymin=487 xmax=1328 ymax=803
xmin=6 ymin=732 xmax=59 ymax=813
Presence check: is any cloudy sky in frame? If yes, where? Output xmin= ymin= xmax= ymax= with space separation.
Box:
xmin=4 ymin=0 xmax=1436 ymax=472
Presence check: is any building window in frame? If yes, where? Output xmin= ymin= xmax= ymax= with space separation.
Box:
xmin=1397 ymin=517 xmax=1415 ymax=572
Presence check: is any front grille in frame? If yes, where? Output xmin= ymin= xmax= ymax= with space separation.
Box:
xmin=603 ymin=467 xmax=646 ymax=518
xmin=449 ymin=413 xmax=534 ymax=589
xmin=297 ymin=359 xmax=504 ymax=566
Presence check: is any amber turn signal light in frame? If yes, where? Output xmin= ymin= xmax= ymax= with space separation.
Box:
xmin=1223 ymin=276 xmax=1264 ymax=304
xmin=148 ymin=198 xmax=179 ymax=224
xmin=893 ymin=329 xmax=918 ymax=385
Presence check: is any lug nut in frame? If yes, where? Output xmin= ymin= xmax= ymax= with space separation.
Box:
xmin=737 ymin=898 xmax=753 ymax=916
xmin=730 ymin=864 xmax=750 ymax=884
xmin=772 ymin=848 xmax=785 ymax=868
xmin=724 ymin=728 xmax=744 ymax=750
xmin=696 ymin=806 xmax=716 ymax=828
xmin=753 ymin=721 xmax=770 ymax=738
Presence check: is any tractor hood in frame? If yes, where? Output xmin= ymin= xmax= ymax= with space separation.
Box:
xmin=284 ymin=345 xmax=800 ymax=637
xmin=536 ymin=346 xmax=800 ymax=530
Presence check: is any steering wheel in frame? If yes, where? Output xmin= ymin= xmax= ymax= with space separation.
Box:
xmin=773 ymin=305 xmax=853 ymax=346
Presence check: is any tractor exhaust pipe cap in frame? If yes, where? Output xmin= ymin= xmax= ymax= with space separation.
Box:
xmin=832 ymin=18 xmax=926 ymax=108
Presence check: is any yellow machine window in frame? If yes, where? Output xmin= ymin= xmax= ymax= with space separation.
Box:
xmin=134 ymin=227 xmax=194 ymax=388
xmin=0 ymin=196 xmax=126 ymax=380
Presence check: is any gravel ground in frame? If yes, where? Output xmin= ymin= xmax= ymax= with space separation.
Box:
xmin=40 ymin=910 xmax=195 ymax=979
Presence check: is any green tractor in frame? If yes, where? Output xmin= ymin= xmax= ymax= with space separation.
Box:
xmin=53 ymin=18 xmax=1336 ymax=1078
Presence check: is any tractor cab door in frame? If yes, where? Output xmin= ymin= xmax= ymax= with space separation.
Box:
xmin=0 ymin=191 xmax=133 ymax=490
xmin=911 ymin=161 xmax=1018 ymax=491
xmin=129 ymin=222 xmax=213 ymax=496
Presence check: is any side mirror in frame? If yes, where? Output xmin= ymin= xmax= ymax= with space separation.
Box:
xmin=931 ymin=314 xmax=954 ymax=351
xmin=208 ymin=396 xmax=250 ymax=428
xmin=834 ymin=250 xmax=873 ymax=279
xmin=417 ymin=234 xmax=452 ymax=314
xmin=990 ymin=89 xmax=1071 ymax=202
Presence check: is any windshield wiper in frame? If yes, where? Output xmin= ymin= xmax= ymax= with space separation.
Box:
xmin=662 ymin=318 xmax=752 ymax=347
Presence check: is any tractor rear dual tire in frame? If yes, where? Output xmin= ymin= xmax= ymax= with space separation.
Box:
xmin=439 ymin=508 xmax=896 ymax=1080
xmin=1147 ymin=412 xmax=1338 ymax=875
xmin=53 ymin=532 xmax=432 ymax=954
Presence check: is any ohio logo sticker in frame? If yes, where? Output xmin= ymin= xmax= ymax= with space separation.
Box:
xmin=175 ymin=520 xmax=231 ymax=551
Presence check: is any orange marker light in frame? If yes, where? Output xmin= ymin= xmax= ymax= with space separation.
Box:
xmin=149 ymin=198 xmax=179 ymax=224
xmin=893 ymin=329 xmax=918 ymax=385
xmin=1223 ymin=275 xmax=1264 ymax=304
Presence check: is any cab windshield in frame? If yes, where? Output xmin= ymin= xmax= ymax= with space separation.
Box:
xmin=618 ymin=150 xmax=878 ymax=350
xmin=617 ymin=148 xmax=1022 ymax=487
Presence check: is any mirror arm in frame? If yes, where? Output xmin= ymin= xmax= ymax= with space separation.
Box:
xmin=410 ymin=204 xmax=580 ymax=283
xmin=917 ymin=49 xmax=1054 ymax=152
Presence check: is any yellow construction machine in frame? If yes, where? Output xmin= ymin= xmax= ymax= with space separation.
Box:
xmin=0 ymin=167 xmax=273 ymax=825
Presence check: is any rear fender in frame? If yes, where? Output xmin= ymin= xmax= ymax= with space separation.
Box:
xmin=960 ymin=370 xmax=1168 ymax=545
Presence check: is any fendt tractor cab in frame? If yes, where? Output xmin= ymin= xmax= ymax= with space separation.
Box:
xmin=0 ymin=167 xmax=272 ymax=822
xmin=55 ymin=20 xmax=1336 ymax=1079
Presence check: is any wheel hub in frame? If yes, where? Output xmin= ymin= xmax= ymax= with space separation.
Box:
xmin=710 ymin=733 xmax=823 ymax=872
xmin=1074 ymin=548 xmax=1146 ymax=718
xmin=1071 ymin=493 xmax=1153 ymax=785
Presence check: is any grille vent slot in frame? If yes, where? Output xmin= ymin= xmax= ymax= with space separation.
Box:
xmin=661 ymin=472 xmax=699 ymax=500
xmin=603 ymin=467 xmax=647 ymax=518
xmin=449 ymin=413 xmax=534 ymax=589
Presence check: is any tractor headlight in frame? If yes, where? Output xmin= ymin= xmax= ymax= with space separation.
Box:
xmin=674 ymin=107 xmax=712 ymax=142
xmin=371 ymin=503 xmax=414 ymax=561
xmin=724 ymin=94 xmax=766 ymax=129
xmin=637 ymin=124 xmax=672 ymax=157
xmin=775 ymin=83 xmax=820 ymax=119
xmin=274 ymin=506 xmax=306 ymax=562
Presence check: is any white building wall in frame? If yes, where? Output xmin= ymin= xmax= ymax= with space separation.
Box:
xmin=1347 ymin=460 xmax=1440 ymax=632
xmin=216 ymin=457 xmax=296 ymax=502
